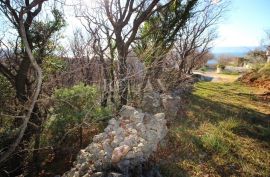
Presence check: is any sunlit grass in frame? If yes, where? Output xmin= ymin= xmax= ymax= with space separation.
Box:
xmin=159 ymin=82 xmax=270 ymax=177
xmin=193 ymin=82 xmax=270 ymax=115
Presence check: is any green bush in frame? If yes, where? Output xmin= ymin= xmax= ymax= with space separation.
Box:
xmin=0 ymin=75 xmax=16 ymax=149
xmin=0 ymin=75 xmax=15 ymax=110
xmin=43 ymin=83 xmax=111 ymax=145
xmin=42 ymin=56 xmax=67 ymax=78
xmin=216 ymin=64 xmax=225 ymax=69
xmin=199 ymin=66 xmax=208 ymax=72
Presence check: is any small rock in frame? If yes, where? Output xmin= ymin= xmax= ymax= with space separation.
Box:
xmin=80 ymin=162 xmax=89 ymax=172
xmin=92 ymin=172 xmax=104 ymax=177
xmin=119 ymin=105 xmax=136 ymax=117
xmin=111 ymin=145 xmax=131 ymax=163
xmin=93 ymin=133 xmax=106 ymax=143
xmin=108 ymin=172 xmax=124 ymax=177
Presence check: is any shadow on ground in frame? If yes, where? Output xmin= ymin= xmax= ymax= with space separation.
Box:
xmin=158 ymin=83 xmax=270 ymax=177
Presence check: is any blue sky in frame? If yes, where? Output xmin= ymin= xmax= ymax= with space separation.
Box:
xmin=214 ymin=0 xmax=270 ymax=47
xmin=1 ymin=0 xmax=269 ymax=49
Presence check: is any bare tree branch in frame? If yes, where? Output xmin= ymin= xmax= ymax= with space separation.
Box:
xmin=0 ymin=0 xmax=44 ymax=164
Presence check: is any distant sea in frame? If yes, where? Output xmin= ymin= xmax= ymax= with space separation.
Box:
xmin=208 ymin=46 xmax=258 ymax=64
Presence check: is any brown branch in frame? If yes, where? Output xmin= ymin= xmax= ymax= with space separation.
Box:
xmin=0 ymin=7 xmax=43 ymax=164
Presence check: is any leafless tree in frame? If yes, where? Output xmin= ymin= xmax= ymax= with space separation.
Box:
xmin=101 ymin=0 xmax=170 ymax=107
xmin=70 ymin=29 xmax=92 ymax=60
xmin=132 ymin=0 xmax=199 ymax=98
xmin=76 ymin=3 xmax=117 ymax=107
xmin=69 ymin=29 xmax=94 ymax=85
xmin=175 ymin=0 xmax=227 ymax=74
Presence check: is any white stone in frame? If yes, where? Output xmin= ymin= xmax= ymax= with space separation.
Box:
xmin=93 ymin=133 xmax=106 ymax=143
xmin=119 ymin=105 xmax=136 ymax=117
xmin=132 ymin=111 xmax=145 ymax=122
xmin=111 ymin=145 xmax=131 ymax=163
xmin=63 ymin=105 xmax=168 ymax=176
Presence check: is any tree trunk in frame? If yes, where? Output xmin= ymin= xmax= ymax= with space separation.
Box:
xmin=30 ymin=131 xmax=41 ymax=176
xmin=15 ymin=56 xmax=30 ymax=102
xmin=0 ymin=14 xmax=43 ymax=166
xmin=30 ymin=105 xmax=42 ymax=176
xmin=101 ymin=80 xmax=109 ymax=107
xmin=100 ymin=56 xmax=110 ymax=107
xmin=139 ymin=67 xmax=152 ymax=102
xmin=129 ymin=79 xmax=134 ymax=100
xmin=110 ymin=58 xmax=115 ymax=104
xmin=117 ymin=48 xmax=128 ymax=108
xmin=187 ymin=67 xmax=193 ymax=74
xmin=149 ymin=65 xmax=162 ymax=92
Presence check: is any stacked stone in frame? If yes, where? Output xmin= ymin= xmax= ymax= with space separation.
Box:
xmin=142 ymin=92 xmax=182 ymax=120
xmin=62 ymin=106 xmax=167 ymax=177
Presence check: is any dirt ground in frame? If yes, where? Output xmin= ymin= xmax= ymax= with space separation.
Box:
xmin=193 ymin=71 xmax=240 ymax=83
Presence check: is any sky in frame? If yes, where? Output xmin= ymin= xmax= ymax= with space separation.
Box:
xmin=1 ymin=0 xmax=269 ymax=49
xmin=67 ymin=0 xmax=270 ymax=48
xmin=214 ymin=0 xmax=270 ymax=47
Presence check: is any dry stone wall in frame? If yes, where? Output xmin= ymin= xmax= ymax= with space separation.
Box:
xmin=63 ymin=106 xmax=167 ymax=177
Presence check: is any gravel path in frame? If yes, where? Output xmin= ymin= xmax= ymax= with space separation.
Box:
xmin=193 ymin=71 xmax=241 ymax=83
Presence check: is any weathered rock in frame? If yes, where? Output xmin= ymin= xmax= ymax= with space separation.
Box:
xmin=161 ymin=94 xmax=181 ymax=119
xmin=141 ymin=92 xmax=161 ymax=114
xmin=62 ymin=106 xmax=167 ymax=177
xmin=108 ymin=172 xmax=124 ymax=177
xmin=119 ymin=105 xmax=136 ymax=117
xmin=111 ymin=145 xmax=131 ymax=163
xmin=142 ymin=90 xmax=183 ymax=120
xmin=91 ymin=172 xmax=104 ymax=177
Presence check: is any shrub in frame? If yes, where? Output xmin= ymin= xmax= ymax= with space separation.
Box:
xmin=0 ymin=75 xmax=16 ymax=149
xmin=216 ymin=64 xmax=225 ymax=69
xmin=217 ymin=55 xmax=238 ymax=66
xmin=0 ymin=75 xmax=15 ymax=110
xmin=199 ymin=66 xmax=209 ymax=72
xmin=42 ymin=56 xmax=67 ymax=78
xmin=250 ymin=63 xmax=265 ymax=72
xmin=43 ymin=83 xmax=111 ymax=145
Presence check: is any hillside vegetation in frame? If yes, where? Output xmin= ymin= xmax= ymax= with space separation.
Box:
xmin=239 ymin=64 xmax=270 ymax=90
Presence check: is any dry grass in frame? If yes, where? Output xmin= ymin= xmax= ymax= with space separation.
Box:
xmin=158 ymin=82 xmax=270 ymax=177
xmin=239 ymin=63 xmax=270 ymax=90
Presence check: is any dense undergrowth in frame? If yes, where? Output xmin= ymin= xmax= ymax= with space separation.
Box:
xmin=0 ymin=82 xmax=112 ymax=176
xmin=158 ymin=82 xmax=270 ymax=177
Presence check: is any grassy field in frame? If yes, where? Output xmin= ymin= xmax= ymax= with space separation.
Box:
xmin=158 ymin=82 xmax=270 ymax=177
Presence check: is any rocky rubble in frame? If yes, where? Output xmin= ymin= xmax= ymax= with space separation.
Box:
xmin=142 ymin=92 xmax=182 ymax=120
xmin=141 ymin=73 xmax=193 ymax=120
xmin=62 ymin=106 xmax=167 ymax=177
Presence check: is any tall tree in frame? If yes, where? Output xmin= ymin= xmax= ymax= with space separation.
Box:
xmin=175 ymin=0 xmax=226 ymax=74
xmin=0 ymin=0 xmax=65 ymax=175
xmin=102 ymin=0 xmax=167 ymax=107
xmin=134 ymin=0 xmax=198 ymax=96
xmin=77 ymin=5 xmax=116 ymax=107
xmin=0 ymin=0 xmax=46 ymax=165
